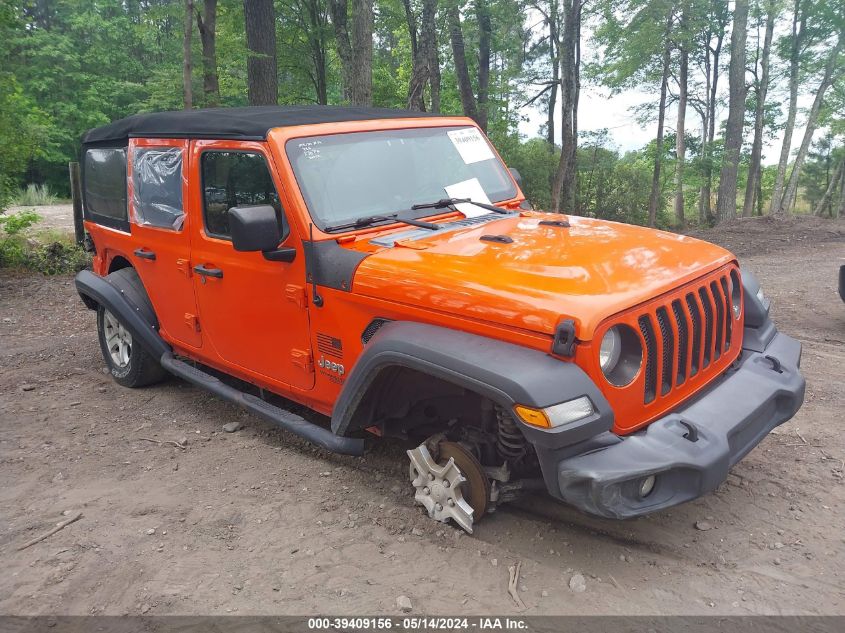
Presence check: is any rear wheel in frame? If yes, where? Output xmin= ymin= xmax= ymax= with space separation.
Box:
xmin=96 ymin=270 xmax=167 ymax=388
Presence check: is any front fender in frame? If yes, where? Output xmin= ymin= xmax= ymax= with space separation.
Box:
xmin=331 ymin=321 xmax=614 ymax=447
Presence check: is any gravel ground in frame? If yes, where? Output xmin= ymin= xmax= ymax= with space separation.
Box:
xmin=1 ymin=214 xmax=843 ymax=616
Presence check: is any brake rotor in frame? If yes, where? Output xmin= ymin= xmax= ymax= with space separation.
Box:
xmin=407 ymin=437 xmax=493 ymax=534
xmin=438 ymin=441 xmax=492 ymax=520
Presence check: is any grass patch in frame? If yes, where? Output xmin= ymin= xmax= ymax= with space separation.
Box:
xmin=0 ymin=210 xmax=90 ymax=275
xmin=11 ymin=184 xmax=60 ymax=206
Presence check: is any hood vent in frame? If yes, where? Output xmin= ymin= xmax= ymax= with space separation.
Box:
xmin=369 ymin=211 xmax=516 ymax=247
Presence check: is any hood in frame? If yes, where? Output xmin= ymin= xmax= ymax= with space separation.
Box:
xmin=350 ymin=214 xmax=735 ymax=340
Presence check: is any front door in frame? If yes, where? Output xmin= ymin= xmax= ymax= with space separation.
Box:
xmin=128 ymin=138 xmax=202 ymax=349
xmin=187 ymin=140 xmax=314 ymax=391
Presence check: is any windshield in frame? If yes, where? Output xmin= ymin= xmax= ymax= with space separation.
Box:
xmin=285 ymin=126 xmax=517 ymax=230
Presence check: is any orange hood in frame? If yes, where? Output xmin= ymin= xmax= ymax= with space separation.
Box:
xmin=350 ymin=214 xmax=735 ymax=340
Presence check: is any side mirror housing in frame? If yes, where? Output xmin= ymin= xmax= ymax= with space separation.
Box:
xmin=509 ymin=167 xmax=523 ymax=187
xmin=229 ymin=205 xmax=282 ymax=252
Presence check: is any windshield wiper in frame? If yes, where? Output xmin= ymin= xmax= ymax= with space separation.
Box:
xmin=410 ymin=197 xmax=511 ymax=214
xmin=324 ymin=213 xmax=441 ymax=233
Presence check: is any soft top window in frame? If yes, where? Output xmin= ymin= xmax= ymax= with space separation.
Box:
xmin=83 ymin=147 xmax=128 ymax=227
xmin=132 ymin=147 xmax=185 ymax=230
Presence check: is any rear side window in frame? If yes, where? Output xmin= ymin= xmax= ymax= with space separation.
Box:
xmin=83 ymin=147 xmax=128 ymax=226
xmin=132 ymin=148 xmax=184 ymax=230
xmin=201 ymin=151 xmax=284 ymax=239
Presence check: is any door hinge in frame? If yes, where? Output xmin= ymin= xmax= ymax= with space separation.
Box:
xmin=185 ymin=313 xmax=200 ymax=332
xmin=285 ymin=284 xmax=308 ymax=309
xmin=176 ymin=258 xmax=192 ymax=277
xmin=291 ymin=348 xmax=314 ymax=373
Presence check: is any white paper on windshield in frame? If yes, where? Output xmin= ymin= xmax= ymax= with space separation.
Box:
xmin=444 ymin=178 xmax=492 ymax=218
xmin=447 ymin=127 xmax=495 ymax=164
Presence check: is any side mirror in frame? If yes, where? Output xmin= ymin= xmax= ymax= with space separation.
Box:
xmin=508 ymin=167 xmax=523 ymax=187
xmin=229 ymin=205 xmax=282 ymax=252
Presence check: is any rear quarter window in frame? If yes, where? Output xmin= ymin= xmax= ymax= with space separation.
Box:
xmin=83 ymin=147 xmax=128 ymax=229
xmin=131 ymin=147 xmax=185 ymax=230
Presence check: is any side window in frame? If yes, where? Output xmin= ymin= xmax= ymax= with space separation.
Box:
xmin=83 ymin=147 xmax=128 ymax=225
xmin=132 ymin=147 xmax=185 ymax=230
xmin=201 ymin=151 xmax=286 ymax=239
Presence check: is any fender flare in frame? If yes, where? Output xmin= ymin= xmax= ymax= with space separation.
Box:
xmin=74 ymin=269 xmax=364 ymax=456
xmin=75 ymin=269 xmax=170 ymax=359
xmin=331 ymin=321 xmax=614 ymax=447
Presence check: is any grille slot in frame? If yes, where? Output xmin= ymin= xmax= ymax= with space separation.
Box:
xmin=655 ymin=307 xmax=674 ymax=395
xmin=720 ymin=276 xmax=732 ymax=349
xmin=710 ymin=282 xmax=724 ymax=360
xmin=671 ymin=299 xmax=688 ymax=385
xmin=686 ymin=293 xmax=701 ymax=377
xmin=638 ymin=315 xmax=658 ymax=404
xmin=699 ymin=287 xmax=714 ymax=368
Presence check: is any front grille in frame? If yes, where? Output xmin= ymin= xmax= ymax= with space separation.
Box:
xmin=630 ymin=267 xmax=741 ymax=409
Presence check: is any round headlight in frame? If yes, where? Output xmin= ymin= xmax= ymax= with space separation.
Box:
xmin=599 ymin=325 xmax=642 ymax=387
xmin=729 ymin=270 xmax=742 ymax=319
xmin=599 ymin=328 xmax=622 ymax=372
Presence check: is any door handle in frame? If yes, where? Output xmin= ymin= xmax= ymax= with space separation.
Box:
xmin=134 ymin=248 xmax=156 ymax=261
xmin=193 ymin=264 xmax=223 ymax=279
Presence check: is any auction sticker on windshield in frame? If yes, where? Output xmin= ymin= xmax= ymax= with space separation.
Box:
xmin=447 ymin=127 xmax=495 ymax=164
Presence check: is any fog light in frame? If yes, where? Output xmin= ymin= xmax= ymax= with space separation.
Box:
xmin=639 ymin=475 xmax=656 ymax=498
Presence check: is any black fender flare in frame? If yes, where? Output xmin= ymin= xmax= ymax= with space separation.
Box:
xmin=331 ymin=321 xmax=614 ymax=448
xmin=75 ymin=269 xmax=170 ymax=359
xmin=74 ymin=269 xmax=364 ymax=456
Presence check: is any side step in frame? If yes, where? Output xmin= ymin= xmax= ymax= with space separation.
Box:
xmin=160 ymin=353 xmax=365 ymax=456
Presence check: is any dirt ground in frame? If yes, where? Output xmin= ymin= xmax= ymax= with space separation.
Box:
xmin=1 ymin=214 xmax=844 ymax=616
xmin=8 ymin=204 xmax=75 ymax=233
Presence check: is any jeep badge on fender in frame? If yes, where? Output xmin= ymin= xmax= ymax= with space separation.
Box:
xmin=74 ymin=106 xmax=805 ymax=534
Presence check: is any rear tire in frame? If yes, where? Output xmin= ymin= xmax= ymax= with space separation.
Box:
xmin=96 ymin=269 xmax=167 ymax=388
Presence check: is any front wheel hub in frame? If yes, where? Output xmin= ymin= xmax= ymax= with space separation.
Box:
xmin=407 ymin=441 xmax=489 ymax=534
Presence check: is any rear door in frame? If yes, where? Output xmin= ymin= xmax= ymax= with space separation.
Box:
xmin=187 ymin=140 xmax=314 ymax=391
xmin=128 ymin=138 xmax=202 ymax=349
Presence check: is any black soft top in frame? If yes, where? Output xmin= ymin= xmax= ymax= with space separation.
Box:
xmin=82 ymin=105 xmax=447 ymax=145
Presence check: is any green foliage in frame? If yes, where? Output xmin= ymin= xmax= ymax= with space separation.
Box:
xmin=0 ymin=210 xmax=40 ymax=235
xmin=0 ymin=212 xmax=89 ymax=274
xmin=11 ymin=184 xmax=58 ymax=207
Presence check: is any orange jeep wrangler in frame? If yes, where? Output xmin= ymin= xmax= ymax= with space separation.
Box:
xmin=74 ymin=106 xmax=805 ymax=533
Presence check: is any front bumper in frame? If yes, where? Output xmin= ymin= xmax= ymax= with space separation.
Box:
xmin=548 ymin=330 xmax=805 ymax=519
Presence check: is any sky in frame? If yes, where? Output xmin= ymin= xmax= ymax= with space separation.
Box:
xmin=517 ymin=12 xmax=820 ymax=166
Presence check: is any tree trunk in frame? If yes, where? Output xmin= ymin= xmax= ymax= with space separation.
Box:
xmin=715 ymin=0 xmax=749 ymax=223
xmin=838 ymin=163 xmax=845 ymax=219
xmin=475 ymin=0 xmax=492 ymax=132
xmin=351 ymin=0 xmax=373 ymax=106
xmin=196 ymin=0 xmax=219 ymax=107
xmin=779 ymin=39 xmax=842 ymax=216
xmin=770 ymin=0 xmax=804 ymax=217
xmin=550 ymin=0 xmax=579 ymax=213
xmin=546 ymin=0 xmax=559 ymax=150
xmin=401 ymin=0 xmax=418 ymax=62
xmin=742 ymin=3 xmax=774 ymax=217
xmin=243 ymin=0 xmax=277 ymax=105
xmin=183 ymin=0 xmax=193 ymax=110
xmin=646 ymin=13 xmax=672 ymax=227
xmin=813 ymin=158 xmax=844 ymax=217
xmin=407 ymin=0 xmax=437 ymax=111
xmin=330 ymin=0 xmax=373 ymax=105
xmin=699 ymin=9 xmax=726 ymax=224
xmin=305 ymin=0 xmax=329 ymax=104
xmin=428 ymin=5 xmax=441 ymax=112
xmin=446 ymin=4 xmax=478 ymax=123
xmin=674 ymin=9 xmax=688 ymax=227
